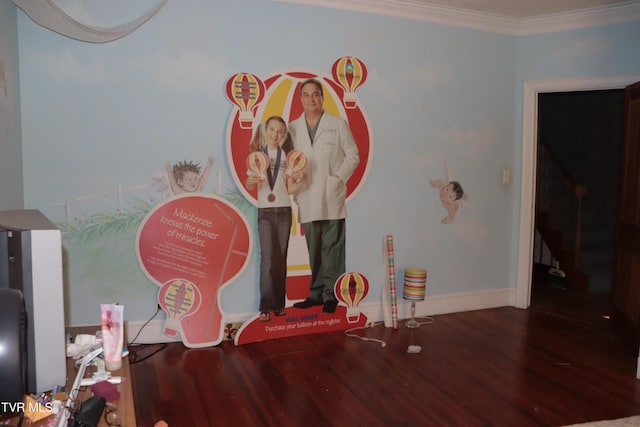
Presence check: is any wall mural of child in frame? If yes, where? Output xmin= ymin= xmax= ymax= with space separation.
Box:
xmin=165 ymin=156 xmax=214 ymax=195
xmin=430 ymin=163 xmax=468 ymax=224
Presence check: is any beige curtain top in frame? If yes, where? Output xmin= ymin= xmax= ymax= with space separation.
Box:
xmin=12 ymin=0 xmax=168 ymax=43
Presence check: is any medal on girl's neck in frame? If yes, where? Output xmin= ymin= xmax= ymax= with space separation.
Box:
xmin=264 ymin=146 xmax=281 ymax=203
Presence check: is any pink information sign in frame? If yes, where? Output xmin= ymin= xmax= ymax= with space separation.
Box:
xmin=136 ymin=194 xmax=251 ymax=347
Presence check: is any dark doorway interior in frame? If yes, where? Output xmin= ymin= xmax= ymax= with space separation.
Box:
xmin=531 ymin=89 xmax=625 ymax=324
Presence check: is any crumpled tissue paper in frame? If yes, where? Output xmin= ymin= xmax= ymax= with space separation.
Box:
xmin=66 ymin=334 xmax=99 ymax=359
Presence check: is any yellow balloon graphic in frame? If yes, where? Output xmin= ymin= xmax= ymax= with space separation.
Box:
xmin=246 ymin=151 xmax=269 ymax=178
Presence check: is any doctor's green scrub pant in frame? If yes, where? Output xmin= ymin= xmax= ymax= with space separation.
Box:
xmin=302 ymin=219 xmax=346 ymax=303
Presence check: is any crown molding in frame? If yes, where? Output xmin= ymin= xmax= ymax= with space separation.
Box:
xmin=274 ymin=0 xmax=640 ymax=35
xmin=518 ymin=1 xmax=640 ymax=35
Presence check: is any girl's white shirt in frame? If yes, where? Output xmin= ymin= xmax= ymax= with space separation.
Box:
xmin=251 ymin=147 xmax=291 ymax=209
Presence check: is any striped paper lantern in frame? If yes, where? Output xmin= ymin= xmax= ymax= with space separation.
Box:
xmin=403 ymin=268 xmax=427 ymax=301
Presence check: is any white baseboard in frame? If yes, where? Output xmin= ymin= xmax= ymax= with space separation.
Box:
xmin=126 ymin=287 xmax=517 ymax=344
xmin=361 ymin=287 xmax=518 ymax=325
xmin=126 ymin=319 xmax=182 ymax=345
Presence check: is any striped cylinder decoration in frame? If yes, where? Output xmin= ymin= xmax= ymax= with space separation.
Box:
xmin=385 ymin=235 xmax=398 ymax=329
xmin=403 ymin=268 xmax=427 ymax=301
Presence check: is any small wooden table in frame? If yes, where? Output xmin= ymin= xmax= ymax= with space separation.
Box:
xmin=62 ymin=326 xmax=137 ymax=427
xmin=5 ymin=326 xmax=136 ymax=427
xmin=3 ymin=326 xmax=136 ymax=427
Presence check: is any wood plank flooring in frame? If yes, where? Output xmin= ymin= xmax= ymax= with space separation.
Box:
xmin=130 ymin=286 xmax=640 ymax=427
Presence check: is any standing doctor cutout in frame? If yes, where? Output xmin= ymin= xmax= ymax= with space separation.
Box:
xmin=289 ymin=78 xmax=360 ymax=314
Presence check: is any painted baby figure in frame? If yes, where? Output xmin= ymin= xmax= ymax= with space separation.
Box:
xmin=431 ymin=180 xmax=467 ymax=224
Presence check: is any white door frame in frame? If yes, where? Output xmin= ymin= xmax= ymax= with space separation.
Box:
xmin=515 ymin=74 xmax=640 ymax=309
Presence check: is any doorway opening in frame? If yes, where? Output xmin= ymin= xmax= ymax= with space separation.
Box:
xmin=515 ymin=75 xmax=640 ymax=312
xmin=530 ymin=89 xmax=624 ymax=324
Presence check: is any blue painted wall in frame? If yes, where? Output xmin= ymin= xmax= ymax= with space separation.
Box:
xmin=6 ymin=0 xmax=640 ymax=326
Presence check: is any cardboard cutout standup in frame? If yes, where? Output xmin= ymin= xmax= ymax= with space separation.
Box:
xmin=243 ymin=117 xmax=305 ymax=323
xmin=136 ymin=194 xmax=252 ymax=347
xmin=236 ymin=272 xmax=369 ymax=345
xmin=227 ymin=58 xmax=372 ymax=344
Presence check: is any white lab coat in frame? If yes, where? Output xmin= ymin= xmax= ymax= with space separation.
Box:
xmin=289 ymin=111 xmax=359 ymax=223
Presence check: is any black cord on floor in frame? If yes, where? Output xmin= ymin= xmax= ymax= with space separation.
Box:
xmin=127 ymin=305 xmax=168 ymax=364
xmin=129 ymin=343 xmax=167 ymax=365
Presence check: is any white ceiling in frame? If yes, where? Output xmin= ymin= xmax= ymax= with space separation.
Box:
xmin=397 ymin=0 xmax=639 ymax=18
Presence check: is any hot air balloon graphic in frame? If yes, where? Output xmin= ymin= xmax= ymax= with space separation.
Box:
xmin=158 ymin=278 xmax=202 ymax=337
xmin=246 ymin=151 xmax=269 ymax=181
xmin=286 ymin=150 xmax=308 ymax=183
xmin=331 ymin=56 xmax=367 ymax=109
xmin=287 ymin=150 xmax=308 ymax=173
xmin=225 ymin=72 xmax=266 ymax=129
xmin=334 ymin=272 xmax=369 ymax=323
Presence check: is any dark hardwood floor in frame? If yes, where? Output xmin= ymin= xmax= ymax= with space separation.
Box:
xmin=130 ymin=285 xmax=640 ymax=427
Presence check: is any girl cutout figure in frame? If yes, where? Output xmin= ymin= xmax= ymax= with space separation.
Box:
xmin=245 ymin=116 xmax=305 ymax=322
